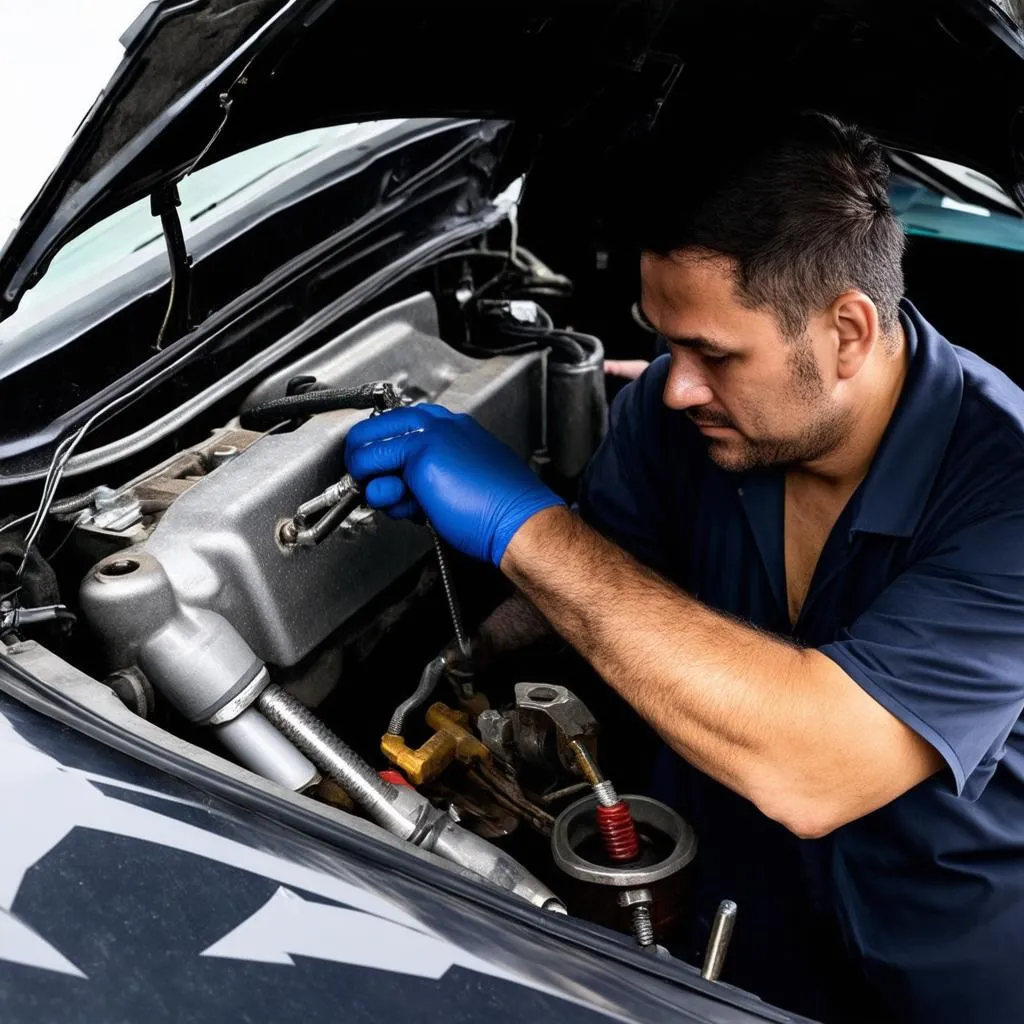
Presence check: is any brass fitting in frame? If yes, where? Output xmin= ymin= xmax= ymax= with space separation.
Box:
xmin=380 ymin=702 xmax=491 ymax=785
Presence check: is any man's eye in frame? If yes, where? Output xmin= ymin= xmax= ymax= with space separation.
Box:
xmin=705 ymin=352 xmax=733 ymax=365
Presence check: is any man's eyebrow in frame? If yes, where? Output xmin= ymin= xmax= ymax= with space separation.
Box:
xmin=631 ymin=301 xmax=733 ymax=355
xmin=670 ymin=335 xmax=733 ymax=356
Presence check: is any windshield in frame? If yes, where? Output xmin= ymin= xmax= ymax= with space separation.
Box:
xmin=889 ymin=157 xmax=1024 ymax=253
xmin=1 ymin=121 xmax=403 ymax=346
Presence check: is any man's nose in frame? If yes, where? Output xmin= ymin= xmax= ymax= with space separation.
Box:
xmin=663 ymin=351 xmax=715 ymax=410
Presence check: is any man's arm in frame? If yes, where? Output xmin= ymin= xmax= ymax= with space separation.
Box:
xmin=343 ymin=404 xmax=943 ymax=838
xmin=500 ymin=506 xmax=941 ymax=837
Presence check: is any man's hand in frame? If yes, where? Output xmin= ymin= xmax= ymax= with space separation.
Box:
xmin=604 ymin=359 xmax=651 ymax=381
xmin=344 ymin=404 xmax=565 ymax=566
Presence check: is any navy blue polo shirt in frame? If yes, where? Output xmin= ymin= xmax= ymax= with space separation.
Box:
xmin=578 ymin=301 xmax=1024 ymax=1024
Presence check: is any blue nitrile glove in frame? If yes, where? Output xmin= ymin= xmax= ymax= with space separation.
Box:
xmin=344 ymin=404 xmax=565 ymax=566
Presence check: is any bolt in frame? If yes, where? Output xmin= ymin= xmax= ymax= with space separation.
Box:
xmin=210 ymin=445 xmax=240 ymax=468
xmin=618 ymin=888 xmax=655 ymax=948
xmin=592 ymin=778 xmax=619 ymax=808
xmin=279 ymin=520 xmax=299 ymax=546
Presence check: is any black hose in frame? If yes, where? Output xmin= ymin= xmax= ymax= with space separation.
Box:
xmin=49 ymin=489 xmax=102 ymax=518
xmin=387 ymin=655 xmax=446 ymax=737
xmin=239 ymin=384 xmax=388 ymax=433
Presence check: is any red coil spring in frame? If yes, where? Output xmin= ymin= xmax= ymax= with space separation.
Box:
xmin=596 ymin=800 xmax=641 ymax=862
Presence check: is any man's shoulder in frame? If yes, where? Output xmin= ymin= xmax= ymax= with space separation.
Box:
xmin=954 ymin=345 xmax=1024 ymax=462
xmin=927 ymin=344 xmax=1024 ymax=537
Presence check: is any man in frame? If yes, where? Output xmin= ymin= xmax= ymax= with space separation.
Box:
xmin=344 ymin=113 xmax=1024 ymax=1023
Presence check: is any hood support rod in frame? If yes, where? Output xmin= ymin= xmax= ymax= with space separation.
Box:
xmin=150 ymin=183 xmax=193 ymax=351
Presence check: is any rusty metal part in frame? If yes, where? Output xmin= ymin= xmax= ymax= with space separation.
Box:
xmin=568 ymin=738 xmax=603 ymax=788
xmin=312 ymin=776 xmax=356 ymax=811
xmin=381 ymin=702 xmax=491 ymax=786
xmin=424 ymin=776 xmax=521 ymax=839
xmin=514 ymin=682 xmax=600 ymax=773
xmin=469 ymin=763 xmax=556 ymax=835
xmin=538 ymin=782 xmax=591 ymax=805
xmin=477 ymin=709 xmax=516 ymax=762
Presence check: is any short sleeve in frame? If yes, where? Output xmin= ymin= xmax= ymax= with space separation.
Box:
xmin=819 ymin=508 xmax=1024 ymax=795
xmin=578 ymin=357 xmax=679 ymax=573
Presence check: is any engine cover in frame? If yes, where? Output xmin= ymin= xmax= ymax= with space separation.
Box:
xmin=80 ymin=293 xmax=545 ymax=715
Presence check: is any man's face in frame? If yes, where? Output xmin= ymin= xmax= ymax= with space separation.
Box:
xmin=639 ymin=250 xmax=851 ymax=473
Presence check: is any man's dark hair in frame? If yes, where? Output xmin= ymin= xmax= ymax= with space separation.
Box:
xmin=629 ymin=110 xmax=906 ymax=338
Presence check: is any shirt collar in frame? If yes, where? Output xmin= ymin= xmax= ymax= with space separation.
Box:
xmin=849 ymin=299 xmax=964 ymax=538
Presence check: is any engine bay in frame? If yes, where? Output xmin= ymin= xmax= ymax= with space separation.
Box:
xmin=0 ymin=279 xmax=707 ymax=964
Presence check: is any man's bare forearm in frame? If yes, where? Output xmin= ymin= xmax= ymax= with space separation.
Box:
xmin=500 ymin=506 xmax=941 ymax=837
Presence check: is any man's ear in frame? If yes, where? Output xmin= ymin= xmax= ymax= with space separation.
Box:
xmin=831 ymin=291 xmax=879 ymax=380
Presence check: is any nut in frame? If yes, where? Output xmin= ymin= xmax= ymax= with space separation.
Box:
xmin=617 ymin=888 xmax=653 ymax=909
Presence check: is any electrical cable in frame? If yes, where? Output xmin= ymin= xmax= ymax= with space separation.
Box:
xmin=239 ymin=382 xmax=390 ymax=433
xmin=12 ymin=273 xmax=209 ymax=579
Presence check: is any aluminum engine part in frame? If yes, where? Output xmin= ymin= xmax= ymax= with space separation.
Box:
xmin=212 ymin=706 xmax=320 ymax=791
xmin=72 ymin=426 xmax=264 ymax=562
xmin=80 ymin=293 xmax=545 ymax=680
xmin=80 ymin=554 xmax=267 ymax=724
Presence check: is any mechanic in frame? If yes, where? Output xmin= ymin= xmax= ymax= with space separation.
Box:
xmin=344 ymin=112 xmax=1024 ymax=1024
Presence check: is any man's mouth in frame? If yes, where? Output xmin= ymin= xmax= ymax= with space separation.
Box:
xmin=688 ymin=413 xmax=734 ymax=430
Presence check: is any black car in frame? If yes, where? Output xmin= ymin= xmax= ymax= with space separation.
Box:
xmin=0 ymin=2 xmax=1022 ymax=1021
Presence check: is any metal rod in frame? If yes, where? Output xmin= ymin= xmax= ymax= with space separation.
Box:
xmin=257 ymin=684 xmax=565 ymax=912
xmin=257 ymin=684 xmax=414 ymax=838
xmin=701 ymin=899 xmax=738 ymax=981
xmin=568 ymin=738 xmax=603 ymax=788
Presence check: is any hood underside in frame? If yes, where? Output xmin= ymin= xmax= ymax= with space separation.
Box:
xmin=3 ymin=0 xmax=1024 ymax=322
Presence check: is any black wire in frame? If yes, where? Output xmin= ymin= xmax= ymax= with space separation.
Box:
xmin=239 ymin=383 xmax=387 ymax=432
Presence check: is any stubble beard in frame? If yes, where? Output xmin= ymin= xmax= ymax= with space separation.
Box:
xmin=704 ymin=336 xmax=851 ymax=473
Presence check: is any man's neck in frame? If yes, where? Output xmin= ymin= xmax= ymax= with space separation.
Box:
xmin=795 ymin=323 xmax=909 ymax=495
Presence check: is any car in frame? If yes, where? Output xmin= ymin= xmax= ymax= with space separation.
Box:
xmin=0 ymin=2 xmax=1022 ymax=1021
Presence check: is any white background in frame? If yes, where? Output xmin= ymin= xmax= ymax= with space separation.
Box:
xmin=0 ymin=1 xmax=144 ymax=243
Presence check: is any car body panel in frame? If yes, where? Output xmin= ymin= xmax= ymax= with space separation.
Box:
xmin=3 ymin=0 xmax=1024 ymax=323
xmin=0 ymin=647 xmax=810 ymax=1024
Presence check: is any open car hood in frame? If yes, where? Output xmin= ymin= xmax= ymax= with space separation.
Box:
xmin=3 ymin=0 xmax=1024 ymax=323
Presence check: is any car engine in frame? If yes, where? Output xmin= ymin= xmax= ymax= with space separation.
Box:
xmin=9 ymin=289 xmax=702 ymax=957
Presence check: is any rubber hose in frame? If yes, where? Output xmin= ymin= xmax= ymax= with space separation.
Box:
xmin=49 ymin=489 xmax=102 ymax=518
xmin=388 ymin=655 xmax=446 ymax=736
xmin=239 ymin=384 xmax=386 ymax=433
